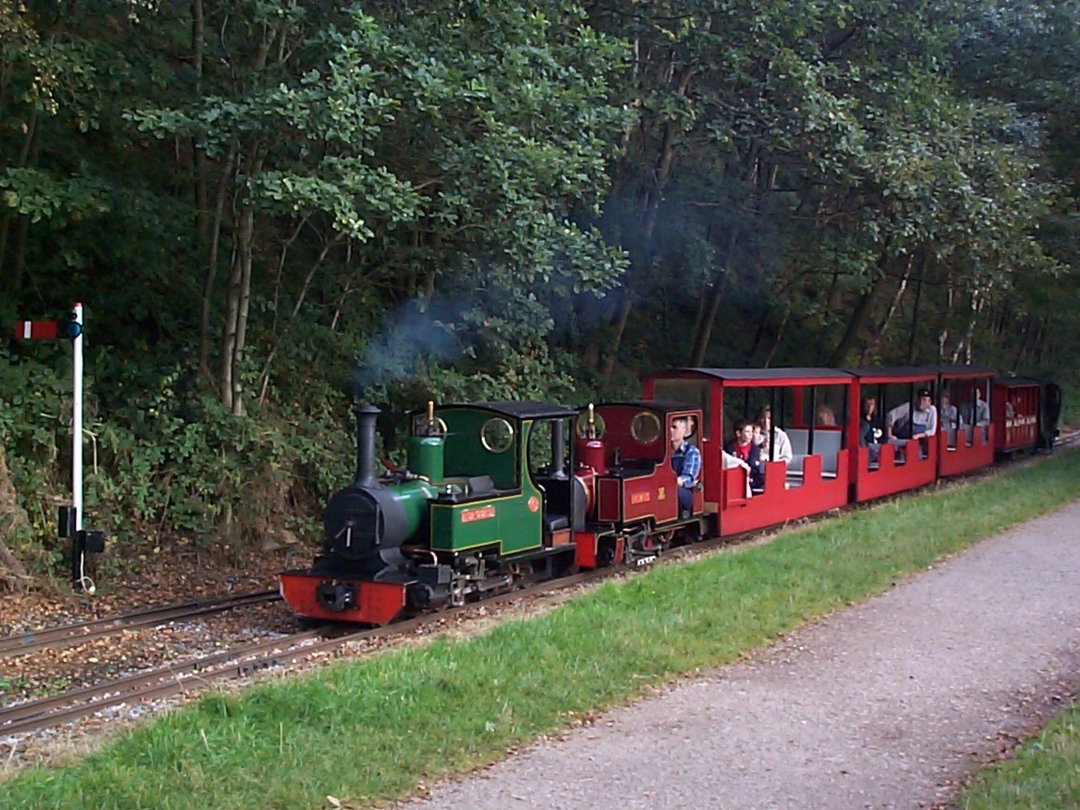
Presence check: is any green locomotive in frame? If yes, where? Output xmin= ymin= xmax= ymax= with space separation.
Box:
xmin=280 ymin=401 xmax=582 ymax=624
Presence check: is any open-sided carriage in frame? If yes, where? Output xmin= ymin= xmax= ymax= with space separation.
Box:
xmin=643 ymin=368 xmax=852 ymax=536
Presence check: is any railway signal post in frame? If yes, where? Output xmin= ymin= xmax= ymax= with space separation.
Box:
xmin=13 ymin=303 xmax=106 ymax=592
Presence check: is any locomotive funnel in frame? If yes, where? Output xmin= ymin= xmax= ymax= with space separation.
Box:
xmin=354 ymin=403 xmax=381 ymax=489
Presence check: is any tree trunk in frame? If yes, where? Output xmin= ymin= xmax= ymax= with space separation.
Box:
xmin=691 ymin=226 xmax=739 ymax=365
xmin=221 ymin=201 xmax=256 ymax=415
xmin=763 ymin=301 xmax=791 ymax=368
xmin=600 ymin=65 xmax=694 ymax=385
xmin=191 ymin=0 xmax=209 ymax=247
xmin=1034 ymin=315 xmax=1049 ymax=367
xmin=199 ymin=140 xmax=238 ymax=381
xmin=959 ymin=287 xmax=981 ymax=365
xmin=216 ymin=25 xmax=275 ymax=410
xmin=257 ymin=238 xmax=335 ymax=406
xmin=826 ymin=253 xmax=890 ymax=366
xmin=190 ymin=0 xmax=213 ymax=381
xmin=867 ymin=254 xmax=913 ymax=361
xmin=906 ymin=255 xmax=926 ymax=362
xmin=1011 ymin=315 xmax=1033 ymax=373
xmin=599 ymin=288 xmax=634 ymax=383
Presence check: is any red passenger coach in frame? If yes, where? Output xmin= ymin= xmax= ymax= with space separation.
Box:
xmin=934 ymin=366 xmax=995 ymax=478
xmin=846 ymin=368 xmax=938 ymax=503
xmin=644 ymin=368 xmax=853 ymax=537
xmin=993 ymin=377 xmax=1042 ymax=456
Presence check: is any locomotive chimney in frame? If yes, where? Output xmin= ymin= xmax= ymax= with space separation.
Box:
xmin=354 ymin=402 xmax=381 ymax=489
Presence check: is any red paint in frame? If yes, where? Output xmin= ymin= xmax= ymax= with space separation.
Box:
xmin=13 ymin=321 xmax=58 ymax=340
xmin=993 ymin=380 xmax=1041 ymax=454
xmin=574 ymin=531 xmax=598 ymax=569
xmin=717 ymin=454 xmax=850 ymax=536
xmin=851 ymin=441 xmax=937 ymax=503
xmin=461 ymin=505 xmax=497 ymax=523
xmin=597 ymin=478 xmax=622 ymax=522
xmin=937 ymin=426 xmax=994 ymax=477
xmin=279 ymin=572 xmax=406 ymax=625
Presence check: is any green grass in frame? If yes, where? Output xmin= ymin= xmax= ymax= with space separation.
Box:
xmin=957 ymin=705 xmax=1080 ymax=809
xmin=5 ymin=450 xmax=1080 ymax=809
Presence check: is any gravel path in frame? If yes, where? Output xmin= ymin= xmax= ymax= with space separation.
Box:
xmin=406 ymin=500 xmax=1080 ymax=810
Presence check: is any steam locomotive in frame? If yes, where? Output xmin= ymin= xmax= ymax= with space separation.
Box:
xmin=279 ymin=367 xmax=1062 ymax=625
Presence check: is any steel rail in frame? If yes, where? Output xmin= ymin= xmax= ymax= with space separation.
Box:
xmin=0 ymin=590 xmax=281 ymax=660
xmin=0 ymin=572 xmax=603 ymax=737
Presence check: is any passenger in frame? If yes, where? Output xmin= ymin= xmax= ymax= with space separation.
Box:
xmin=939 ymin=392 xmax=961 ymax=449
xmin=963 ymin=388 xmax=991 ymax=427
xmin=886 ymin=387 xmax=938 ymax=459
xmin=725 ymin=419 xmax=754 ymax=464
xmin=815 ymin=404 xmax=837 ymax=426
xmin=670 ymin=416 xmax=701 ymax=519
xmin=750 ymin=422 xmax=769 ymax=491
xmin=939 ymin=393 xmax=960 ymax=429
xmin=755 ymin=405 xmax=793 ymax=465
xmin=726 ymin=420 xmax=764 ymax=492
xmin=859 ymin=396 xmax=884 ymax=466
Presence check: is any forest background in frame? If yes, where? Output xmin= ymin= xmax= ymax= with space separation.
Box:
xmin=1 ymin=0 xmax=1077 ymax=587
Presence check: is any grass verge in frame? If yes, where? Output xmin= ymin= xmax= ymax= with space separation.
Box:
xmin=5 ymin=450 xmax=1080 ymax=809
xmin=956 ymin=702 xmax=1080 ymax=809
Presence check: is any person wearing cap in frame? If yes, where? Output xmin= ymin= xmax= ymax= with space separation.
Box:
xmin=886 ymin=388 xmax=938 ymax=441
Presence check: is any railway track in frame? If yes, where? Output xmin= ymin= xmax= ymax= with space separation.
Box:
xmin=0 ymin=571 xmax=607 ymax=738
xmin=0 ymin=589 xmax=281 ymax=660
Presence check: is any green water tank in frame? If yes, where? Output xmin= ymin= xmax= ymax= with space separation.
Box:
xmin=408 ymin=435 xmax=445 ymax=483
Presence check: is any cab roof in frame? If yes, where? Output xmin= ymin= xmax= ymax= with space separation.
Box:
xmin=433 ymin=401 xmax=578 ymax=420
xmin=594 ymin=400 xmax=703 ymax=415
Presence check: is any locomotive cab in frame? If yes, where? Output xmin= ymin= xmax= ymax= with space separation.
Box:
xmin=570 ymin=401 xmax=706 ymax=569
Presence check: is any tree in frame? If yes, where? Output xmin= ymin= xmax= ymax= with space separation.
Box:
xmin=129 ymin=0 xmax=630 ymax=413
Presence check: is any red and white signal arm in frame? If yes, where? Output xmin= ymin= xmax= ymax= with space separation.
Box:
xmin=15 ymin=320 xmax=60 ymax=340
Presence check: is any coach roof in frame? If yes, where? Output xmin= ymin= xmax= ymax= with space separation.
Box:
xmin=651 ymin=367 xmax=854 ymax=387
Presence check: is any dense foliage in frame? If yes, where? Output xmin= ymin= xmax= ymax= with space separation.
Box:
xmin=1 ymin=0 xmax=1077 ymax=582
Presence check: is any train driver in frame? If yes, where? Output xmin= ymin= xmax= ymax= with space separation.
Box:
xmin=670 ymin=416 xmax=702 ymax=519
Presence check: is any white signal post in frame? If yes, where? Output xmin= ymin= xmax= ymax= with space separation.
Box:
xmin=12 ymin=302 xmax=102 ymax=592
xmin=72 ymin=302 xmax=84 ymax=537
